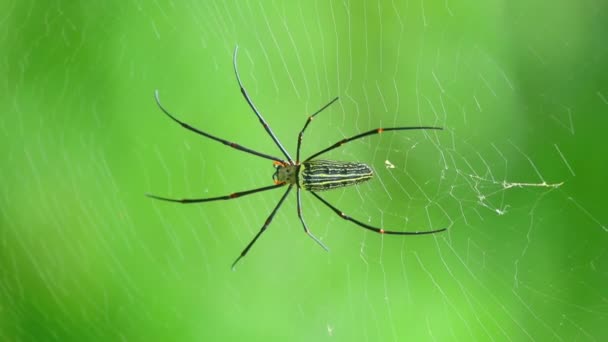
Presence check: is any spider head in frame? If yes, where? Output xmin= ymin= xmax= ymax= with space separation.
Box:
xmin=272 ymin=161 xmax=297 ymax=185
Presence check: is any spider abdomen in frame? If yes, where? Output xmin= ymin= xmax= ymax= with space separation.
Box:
xmin=299 ymin=160 xmax=373 ymax=191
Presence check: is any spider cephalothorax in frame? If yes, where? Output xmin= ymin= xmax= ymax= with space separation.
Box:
xmin=272 ymin=162 xmax=298 ymax=185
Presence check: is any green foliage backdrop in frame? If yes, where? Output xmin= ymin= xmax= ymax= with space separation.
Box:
xmin=2 ymin=0 xmax=607 ymax=341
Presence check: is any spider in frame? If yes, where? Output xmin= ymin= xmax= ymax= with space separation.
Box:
xmin=148 ymin=46 xmax=447 ymax=269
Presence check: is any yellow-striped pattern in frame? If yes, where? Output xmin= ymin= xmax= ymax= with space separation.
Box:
xmin=299 ymin=160 xmax=373 ymax=191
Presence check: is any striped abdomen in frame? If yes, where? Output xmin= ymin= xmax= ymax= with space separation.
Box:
xmin=299 ymin=160 xmax=373 ymax=191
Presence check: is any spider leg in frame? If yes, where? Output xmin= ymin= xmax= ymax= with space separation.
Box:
xmin=154 ymin=90 xmax=285 ymax=163
xmin=146 ymin=183 xmax=286 ymax=204
xmin=309 ymin=191 xmax=447 ymax=235
xmin=296 ymin=97 xmax=339 ymax=163
xmin=296 ymin=187 xmax=329 ymax=251
xmin=232 ymin=185 xmax=293 ymax=270
xmin=304 ymin=126 xmax=443 ymax=162
xmin=233 ymin=46 xmax=293 ymax=163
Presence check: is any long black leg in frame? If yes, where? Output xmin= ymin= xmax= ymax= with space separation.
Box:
xmin=146 ymin=183 xmax=286 ymax=204
xmin=233 ymin=46 xmax=293 ymax=163
xmin=309 ymin=191 xmax=447 ymax=235
xmin=296 ymin=97 xmax=339 ymax=163
xmin=232 ymin=185 xmax=293 ymax=269
xmin=296 ymin=187 xmax=329 ymax=251
xmin=154 ymin=90 xmax=285 ymax=164
xmin=304 ymin=126 xmax=443 ymax=162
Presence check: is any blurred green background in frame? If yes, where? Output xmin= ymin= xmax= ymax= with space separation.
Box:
xmin=2 ymin=0 xmax=607 ymax=341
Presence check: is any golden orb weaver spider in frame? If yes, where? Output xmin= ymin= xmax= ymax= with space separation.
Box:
xmin=148 ymin=46 xmax=447 ymax=269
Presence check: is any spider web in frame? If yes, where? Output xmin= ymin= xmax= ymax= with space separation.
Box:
xmin=1 ymin=0 xmax=607 ymax=341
